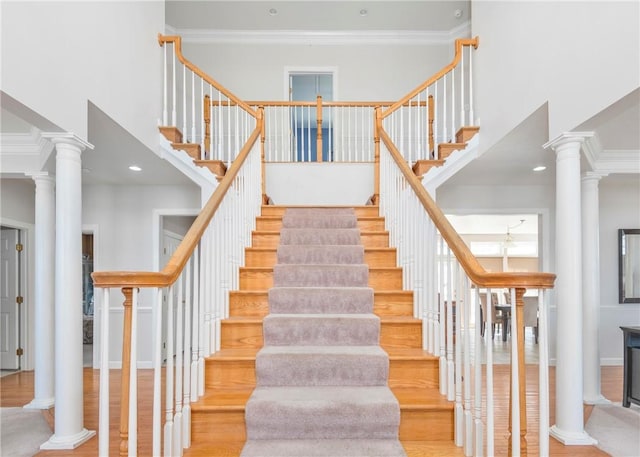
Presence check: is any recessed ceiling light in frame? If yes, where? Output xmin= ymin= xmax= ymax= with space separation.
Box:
xmin=268 ymin=8 xmax=278 ymax=16
xmin=129 ymin=165 xmax=142 ymax=172
xmin=533 ymin=166 xmax=547 ymax=172
xmin=454 ymin=9 xmax=463 ymax=18
xmin=359 ymin=9 xmax=368 ymax=16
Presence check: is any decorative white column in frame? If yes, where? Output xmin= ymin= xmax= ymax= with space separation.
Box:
xmin=24 ymin=173 xmax=56 ymax=410
xmin=581 ymin=172 xmax=610 ymax=405
xmin=40 ymin=133 xmax=96 ymax=450
xmin=544 ymin=132 xmax=596 ymax=445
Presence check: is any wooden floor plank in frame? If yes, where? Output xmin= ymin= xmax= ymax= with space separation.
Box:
xmin=0 ymin=366 xmax=622 ymax=456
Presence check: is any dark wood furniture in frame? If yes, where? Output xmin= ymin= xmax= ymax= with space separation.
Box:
xmin=620 ymin=326 xmax=640 ymax=407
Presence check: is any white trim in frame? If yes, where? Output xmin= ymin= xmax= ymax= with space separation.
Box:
xmin=0 ymin=218 xmax=35 ymax=371
xmin=164 ymin=21 xmax=471 ymax=46
xmin=152 ymin=208 xmax=200 ymax=272
xmin=583 ymin=133 xmax=640 ymax=174
xmin=600 ymin=358 xmax=623 ymax=366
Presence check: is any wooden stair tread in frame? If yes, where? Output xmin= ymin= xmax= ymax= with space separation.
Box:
xmin=208 ymin=348 xmax=259 ymax=360
xmin=384 ymin=348 xmax=438 ymax=360
xmin=240 ymin=266 xmax=401 ymax=271
xmin=192 ymin=387 xmax=450 ymax=411
xmin=192 ymin=388 xmax=253 ymax=410
xmin=207 ymin=347 xmax=435 ymax=361
xmin=245 ymin=246 xmax=396 ymax=252
xmin=391 ymin=387 xmax=453 ymax=409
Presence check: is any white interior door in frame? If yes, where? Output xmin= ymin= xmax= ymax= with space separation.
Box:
xmin=1 ymin=228 xmax=20 ymax=370
xmin=161 ymin=230 xmax=182 ymax=363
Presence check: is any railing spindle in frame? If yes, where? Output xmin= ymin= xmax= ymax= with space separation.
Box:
xmin=98 ymin=288 xmax=110 ymax=457
xmin=128 ymin=288 xmax=138 ymax=457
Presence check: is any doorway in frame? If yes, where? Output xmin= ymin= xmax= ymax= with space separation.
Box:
xmin=0 ymin=226 xmax=22 ymax=372
xmin=82 ymin=233 xmax=94 ymax=367
xmin=288 ymin=71 xmax=335 ymax=162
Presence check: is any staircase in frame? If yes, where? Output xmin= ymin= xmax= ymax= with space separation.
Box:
xmin=186 ymin=205 xmax=457 ymax=456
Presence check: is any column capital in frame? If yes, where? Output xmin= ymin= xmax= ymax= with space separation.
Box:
xmin=581 ymin=171 xmax=609 ymax=183
xmin=25 ymin=172 xmax=56 ymax=183
xmin=543 ymin=132 xmax=594 ymax=152
xmin=41 ymin=132 xmax=94 ymax=152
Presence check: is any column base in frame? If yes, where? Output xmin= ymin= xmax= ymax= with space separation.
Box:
xmin=584 ymin=394 xmax=611 ymax=405
xmin=24 ymin=398 xmax=55 ymax=410
xmin=40 ymin=428 xmax=96 ymax=450
xmin=550 ymin=425 xmax=597 ymax=445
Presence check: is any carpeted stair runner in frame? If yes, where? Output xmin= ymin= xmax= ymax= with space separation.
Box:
xmin=241 ymin=208 xmax=406 ymax=457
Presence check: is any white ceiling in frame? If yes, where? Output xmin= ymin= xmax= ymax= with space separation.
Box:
xmin=166 ymin=0 xmax=470 ymax=32
xmin=2 ymin=1 xmax=636 ymax=188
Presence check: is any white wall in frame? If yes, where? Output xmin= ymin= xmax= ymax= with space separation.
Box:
xmin=0 ymin=178 xmax=35 ymax=224
xmin=471 ymin=1 xmax=640 ymax=153
xmin=1 ymin=1 xmax=165 ymax=151
xmin=266 ymin=163 xmax=374 ymax=205
xmin=182 ymin=42 xmax=452 ymax=101
xmin=83 ymin=183 xmax=200 ymax=367
xmin=598 ymin=175 xmax=640 ymax=364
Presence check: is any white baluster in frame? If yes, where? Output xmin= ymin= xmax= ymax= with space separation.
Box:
xmin=463 ymin=275 xmax=473 ymax=456
xmin=200 ymin=79 xmax=205 ymax=160
xmin=469 ymin=48 xmax=475 ymax=126
xmin=183 ymin=258 xmax=192 ymax=449
xmin=163 ymin=45 xmax=168 ymax=126
xmin=227 ymin=98 xmax=231 ymax=167
xmin=539 ymin=290 xmax=550 ymax=457
xmin=217 ymin=91 xmax=222 ymax=161
xmin=209 ymin=85 xmax=213 ymax=160
xmin=433 ymin=80 xmax=439 ymax=158
xmin=173 ymin=273 xmax=184 ymax=456
xmin=129 ymin=288 xmax=138 ymax=457
xmin=447 ymin=248 xmax=455 ymax=401
xmin=474 ymin=288 xmax=484 ymax=457
xmin=439 ymin=235 xmax=447 ymax=396
xmin=486 ymin=289 xmax=495 ymax=457
xmin=451 ymin=68 xmax=456 ymax=143
xmin=307 ymin=105 xmax=311 ymax=161
xmin=164 ymin=285 xmax=175 ymax=457
xmin=442 ymin=75 xmax=448 ymax=148
xmin=191 ymin=246 xmax=200 ymax=402
xmin=460 ymin=48 xmax=465 ymax=128
xmin=182 ymin=66 xmax=186 ymax=141
xmin=510 ymin=287 xmax=520 ymax=457
xmin=454 ymin=263 xmax=463 ymax=446
xmin=235 ymin=104 xmax=240 ymax=161
xmin=172 ymin=50 xmax=176 ymax=127
xmin=191 ymin=72 xmax=196 ymax=145
xmin=153 ymin=288 xmax=163 ymax=457
xmin=98 ymin=288 xmax=110 ymax=457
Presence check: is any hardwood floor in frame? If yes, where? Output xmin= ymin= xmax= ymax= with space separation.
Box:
xmin=0 ymin=365 xmax=623 ymax=456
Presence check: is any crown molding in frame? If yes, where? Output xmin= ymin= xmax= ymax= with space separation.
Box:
xmin=164 ymin=21 xmax=471 ymax=46
xmin=0 ymin=127 xmax=52 ymax=155
xmin=582 ymin=133 xmax=640 ymax=174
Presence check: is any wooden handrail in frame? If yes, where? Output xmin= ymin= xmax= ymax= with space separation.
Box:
xmin=92 ymin=113 xmax=263 ymax=288
xmin=211 ymin=100 xmax=429 ymax=108
xmin=380 ymin=37 xmax=479 ymax=120
xmin=377 ymin=119 xmax=555 ymax=290
xmin=158 ymin=34 xmax=259 ymax=119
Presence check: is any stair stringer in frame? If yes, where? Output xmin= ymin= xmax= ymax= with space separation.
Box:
xmin=157 ymin=133 xmax=218 ymax=193
xmin=422 ymin=134 xmax=480 ymax=193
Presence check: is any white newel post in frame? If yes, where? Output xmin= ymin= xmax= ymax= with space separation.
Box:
xmin=544 ymin=132 xmax=597 ymax=445
xmin=24 ymin=173 xmax=56 ymax=410
xmin=41 ymin=134 xmax=96 ymax=450
xmin=581 ymin=172 xmax=609 ymax=405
